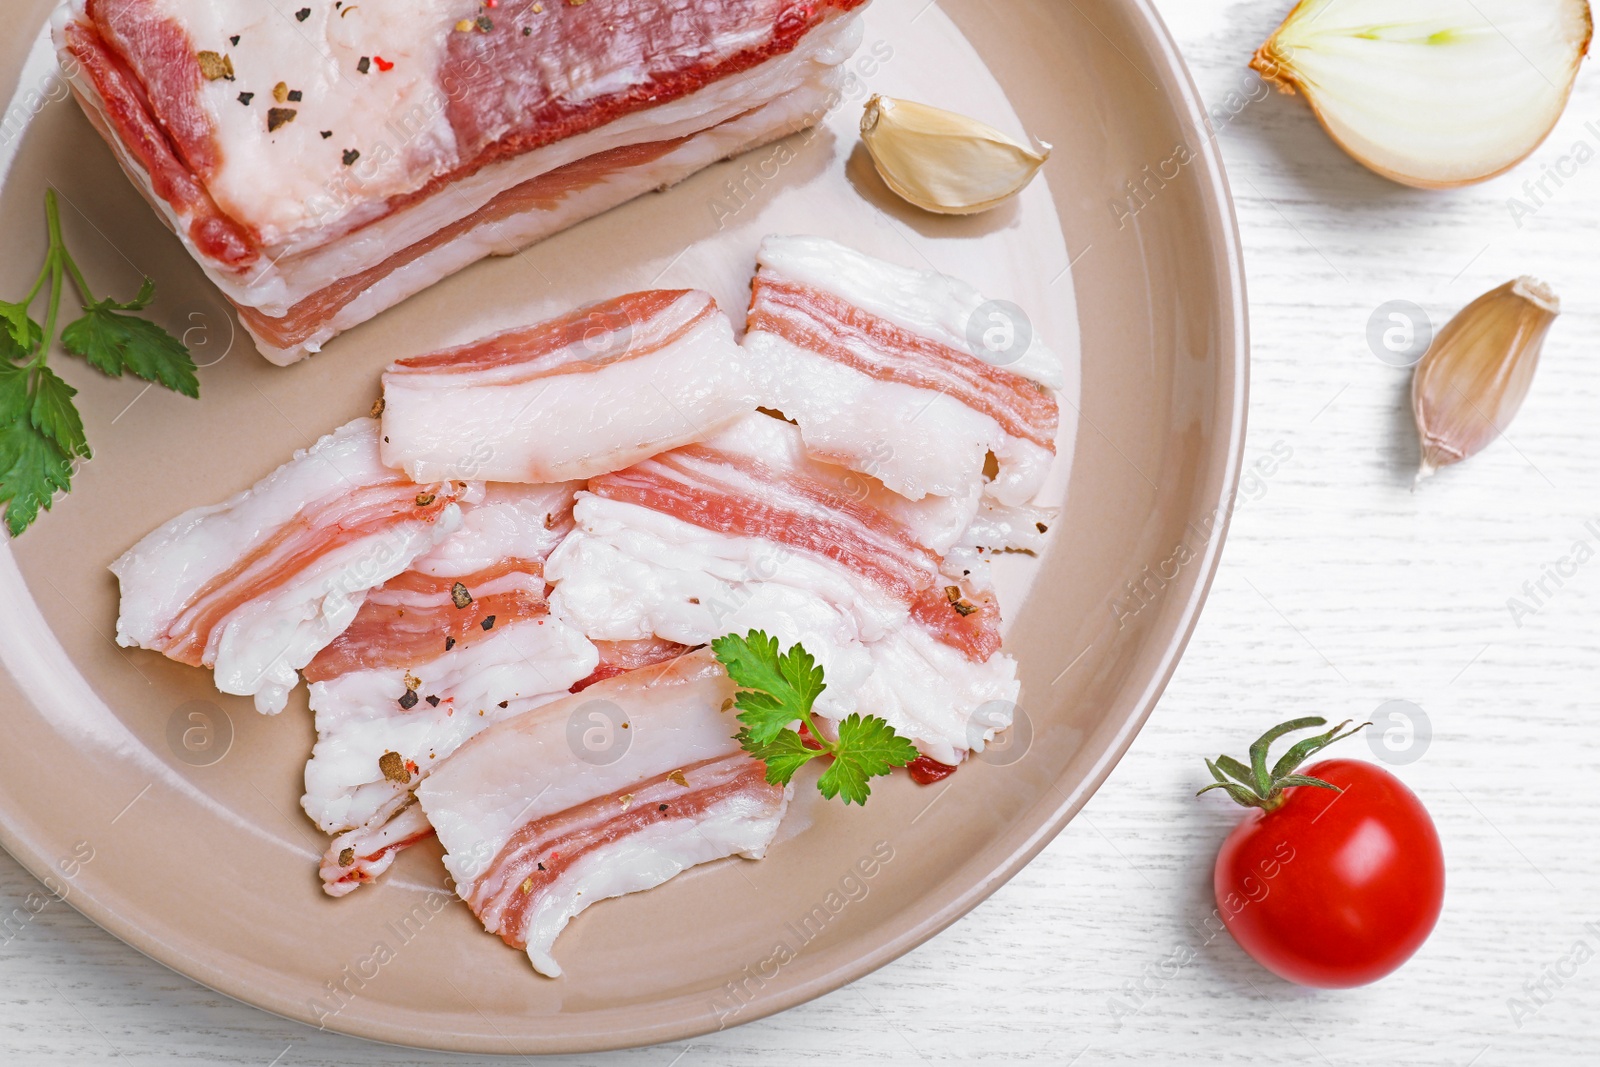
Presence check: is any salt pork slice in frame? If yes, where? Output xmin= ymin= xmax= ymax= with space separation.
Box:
xmin=546 ymin=412 xmax=1021 ymax=765
xmin=380 ymin=290 xmax=756 ymax=483
xmin=111 ymin=419 xmax=475 ymax=715
xmin=302 ymin=484 xmax=598 ymax=897
xmin=417 ymin=650 xmax=787 ymax=977
xmin=53 ymin=0 xmax=869 ymax=363
xmin=743 ymin=235 xmax=1064 ymax=544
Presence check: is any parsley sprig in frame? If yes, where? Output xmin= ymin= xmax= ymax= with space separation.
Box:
xmin=0 ymin=190 xmax=198 ymax=536
xmin=711 ymin=630 xmax=920 ymax=806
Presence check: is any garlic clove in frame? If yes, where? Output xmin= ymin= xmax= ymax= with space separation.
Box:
xmin=1252 ymin=0 xmax=1593 ymax=189
xmin=1412 ymin=277 xmax=1560 ymax=485
xmin=859 ymin=95 xmax=1051 ymax=215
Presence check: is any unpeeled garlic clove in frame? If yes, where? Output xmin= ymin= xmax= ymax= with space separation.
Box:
xmin=859 ymin=95 xmax=1050 ymax=215
xmin=1412 ymin=277 xmax=1560 ymax=485
xmin=1252 ymin=0 xmax=1593 ymax=188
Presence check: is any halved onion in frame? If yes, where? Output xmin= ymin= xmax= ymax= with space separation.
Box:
xmin=1252 ymin=0 xmax=1593 ymax=188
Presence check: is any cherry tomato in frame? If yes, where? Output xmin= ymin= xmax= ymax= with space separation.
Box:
xmin=1214 ymin=757 xmax=1444 ymax=987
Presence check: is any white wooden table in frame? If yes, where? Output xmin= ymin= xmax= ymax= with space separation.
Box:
xmin=5 ymin=2 xmax=1598 ymax=1062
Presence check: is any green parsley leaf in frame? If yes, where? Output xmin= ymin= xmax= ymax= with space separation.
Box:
xmin=0 ymin=363 xmax=29 ymax=425
xmin=62 ymin=300 xmax=199 ymax=398
xmin=30 ymin=367 xmax=90 ymax=459
xmin=737 ymin=727 xmax=820 ymax=787
xmin=0 ymin=302 xmax=41 ymax=363
xmin=710 ymin=630 xmax=825 ymax=745
xmin=712 ymin=629 xmax=919 ymax=806
xmin=0 ymin=418 xmax=74 ymax=538
xmin=817 ymin=714 xmax=921 ymax=806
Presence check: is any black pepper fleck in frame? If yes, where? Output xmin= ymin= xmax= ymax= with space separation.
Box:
xmin=425 ymin=695 xmax=441 ymax=707
xmin=476 ymin=15 xmax=494 ymax=31
xmin=229 ymin=34 xmax=241 ymax=45
xmin=342 ymin=148 xmax=360 ymax=166
xmin=320 ymin=129 xmax=333 ymax=138
xmin=398 ymin=689 xmax=419 ymax=710
xmin=287 ymin=89 xmax=303 ymax=102
xmin=658 ymin=803 xmax=668 ymax=812
xmin=296 ymin=7 xmax=310 ymax=21
xmin=498 ymin=701 xmax=509 ymax=709
xmin=267 ymin=107 xmax=297 ymax=132
xmin=237 ymin=91 xmax=254 ymax=105
xmin=357 ymin=56 xmax=371 ymax=74
xmin=444 ymin=636 xmax=456 ymax=651
xmin=481 ymin=615 xmax=496 ymax=631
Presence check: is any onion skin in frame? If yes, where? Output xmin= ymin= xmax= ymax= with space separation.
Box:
xmin=1252 ymin=0 xmax=1594 ymax=190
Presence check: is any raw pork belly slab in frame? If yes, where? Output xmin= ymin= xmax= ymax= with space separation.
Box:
xmin=112 ymin=419 xmax=474 ymax=715
xmin=302 ymin=484 xmax=598 ymax=897
xmin=380 ymin=290 xmax=755 ymax=483
xmin=52 ymin=0 xmax=870 ymax=363
xmin=546 ymin=413 xmax=1020 ymax=765
xmin=743 ymin=235 xmax=1064 ymax=546
xmin=418 ymin=650 xmax=786 ymax=977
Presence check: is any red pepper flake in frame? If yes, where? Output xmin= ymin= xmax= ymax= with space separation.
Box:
xmin=342 ymin=148 xmax=360 ymax=166
xmin=356 ymin=56 xmax=371 ymax=74
xmin=373 ymin=55 xmax=394 ymax=72
xmin=906 ymin=754 xmax=959 ymax=784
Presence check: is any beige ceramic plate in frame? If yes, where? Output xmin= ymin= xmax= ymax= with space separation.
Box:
xmin=0 ymin=0 xmax=1246 ymax=1054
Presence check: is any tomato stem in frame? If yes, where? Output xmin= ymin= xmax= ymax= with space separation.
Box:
xmin=1198 ymin=718 xmax=1370 ymax=810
